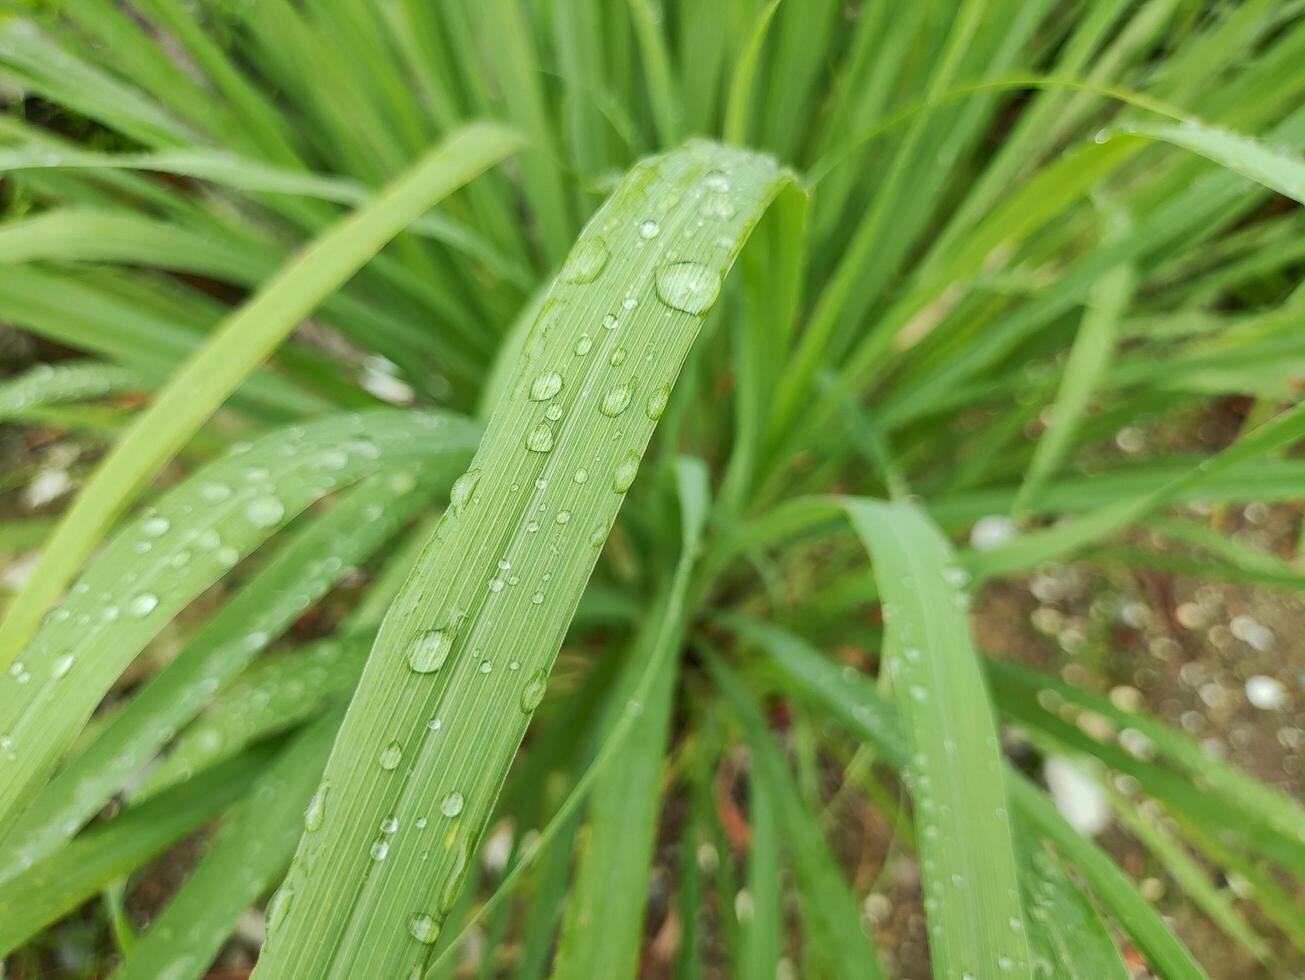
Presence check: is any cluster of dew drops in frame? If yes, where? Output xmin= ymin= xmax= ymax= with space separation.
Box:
xmin=1 ymin=436 xmax=376 ymax=738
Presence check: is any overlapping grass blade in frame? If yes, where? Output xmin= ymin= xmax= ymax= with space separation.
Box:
xmin=551 ymin=458 xmax=707 ymax=979
xmin=843 ymin=499 xmax=1030 ymax=978
xmin=709 ymin=654 xmax=886 ymax=979
xmin=0 ymin=461 xmax=457 ymax=874
xmin=0 ymin=410 xmax=478 ymax=843
xmin=139 ymin=636 xmax=369 ymax=798
xmin=115 ymin=710 xmax=343 ymax=980
xmin=0 ymin=122 xmax=520 ymax=661
xmin=253 ymin=140 xmax=802 ymax=979
xmin=1126 ymin=119 xmax=1305 ymax=204
xmin=736 ymin=617 xmax=1206 ymax=978
xmin=0 ymin=748 xmax=271 ymax=955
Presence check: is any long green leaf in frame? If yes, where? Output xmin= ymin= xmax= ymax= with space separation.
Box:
xmin=843 ymin=499 xmax=1031 ymax=979
xmin=254 ymin=140 xmax=801 ymax=979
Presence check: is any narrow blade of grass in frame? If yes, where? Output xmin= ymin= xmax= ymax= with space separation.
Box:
xmin=843 ymin=498 xmax=1031 ymax=978
xmin=551 ymin=458 xmax=707 ymax=979
xmin=253 ymin=140 xmax=801 ymax=979
xmin=708 ymin=654 xmax=886 ymax=980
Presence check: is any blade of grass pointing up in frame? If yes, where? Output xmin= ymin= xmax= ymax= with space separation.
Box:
xmin=0 ymin=122 xmax=520 ymax=665
xmin=253 ymin=140 xmax=802 ymax=979
xmin=842 ymin=499 xmax=1031 ymax=979
xmin=550 ymin=457 xmax=707 ymax=980
xmin=732 ymin=617 xmax=1204 ymax=978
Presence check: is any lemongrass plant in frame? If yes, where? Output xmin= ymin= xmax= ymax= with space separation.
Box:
xmin=1 ymin=1 xmax=1304 ymax=977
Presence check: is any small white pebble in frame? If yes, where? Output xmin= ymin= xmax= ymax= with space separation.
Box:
xmin=1245 ymin=675 xmax=1287 ymax=710
xmin=1044 ymin=756 xmax=1110 ymax=837
xmin=969 ymin=515 xmax=1016 ymax=551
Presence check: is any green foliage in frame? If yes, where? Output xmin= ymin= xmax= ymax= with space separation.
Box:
xmin=1 ymin=2 xmax=1304 ymax=978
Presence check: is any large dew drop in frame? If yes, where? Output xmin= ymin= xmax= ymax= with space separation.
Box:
xmin=529 ymin=371 xmax=563 ymax=401
xmin=304 ymin=784 xmax=327 ymax=830
xmin=520 ymin=669 xmax=547 ymax=713
xmin=560 ymin=237 xmax=610 ymax=283
xmin=379 ymin=741 xmax=403 ymax=771
xmin=654 ymin=262 xmax=722 ymax=315
xmin=407 ymin=628 xmax=453 ymax=673
xmin=245 ymin=495 xmax=285 ymax=528
xmin=449 ymin=468 xmax=481 ymax=512
xmin=441 ymin=792 xmax=465 ymax=817
xmin=409 ymin=913 xmax=441 ymax=944
xmin=525 ymin=423 xmax=555 ymax=453
xmin=613 ymin=451 xmax=641 ymax=493
xmin=600 ymin=384 xmax=633 ymax=417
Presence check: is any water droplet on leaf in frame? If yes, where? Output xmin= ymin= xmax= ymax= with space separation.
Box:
xmin=600 ymin=384 xmax=633 ymax=417
xmin=245 ymin=496 xmax=285 ymax=528
xmin=379 ymin=741 xmax=403 ymax=770
xmin=613 ymin=452 xmax=641 ymax=492
xmin=449 ymin=468 xmax=481 ymax=511
xmin=409 ymin=913 xmax=440 ymax=944
xmin=525 ymin=424 xmax=555 ymax=453
xmin=521 ymin=669 xmax=547 ymax=712
xmin=408 ymin=628 xmax=453 ymax=673
xmin=560 ymin=237 xmax=610 ymax=283
xmin=529 ymin=371 xmax=563 ymax=401
xmin=655 ymin=262 xmax=721 ymax=315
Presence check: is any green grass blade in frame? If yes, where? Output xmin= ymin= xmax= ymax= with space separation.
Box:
xmin=1015 ymin=832 xmax=1129 ymax=980
xmin=0 ymin=361 xmax=143 ymax=419
xmin=1127 ymin=119 xmax=1305 ymax=204
xmin=551 ymin=458 xmax=707 ymax=979
xmin=1013 ymin=233 xmax=1133 ymax=515
xmin=1108 ymin=787 xmax=1272 ymax=964
xmin=253 ymin=140 xmax=801 ymax=979
xmin=969 ymin=398 xmax=1305 ymax=579
xmin=0 ymin=122 xmax=520 ymax=662
xmin=722 ymin=0 xmax=783 ymax=147
xmin=843 ymin=498 xmax=1031 ymax=979
xmin=740 ymin=618 xmax=1206 ymax=979
xmin=0 ymin=410 xmax=477 ymax=844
